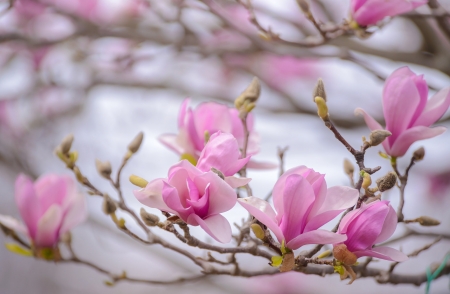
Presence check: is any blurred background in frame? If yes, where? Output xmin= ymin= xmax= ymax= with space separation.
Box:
xmin=0 ymin=0 xmax=449 ymax=293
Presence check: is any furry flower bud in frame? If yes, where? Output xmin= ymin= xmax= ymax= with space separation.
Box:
xmin=376 ymin=172 xmax=397 ymax=192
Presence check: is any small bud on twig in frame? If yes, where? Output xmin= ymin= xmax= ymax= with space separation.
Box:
xmin=368 ymin=130 xmax=391 ymax=147
xmin=405 ymin=216 xmax=440 ymax=226
xmin=376 ymin=172 xmax=397 ymax=192
xmin=343 ymin=159 xmax=354 ymax=175
xmin=314 ymin=96 xmax=329 ymax=120
xmin=413 ymin=147 xmax=425 ymax=161
xmin=128 ymin=132 xmax=144 ymax=154
xmin=140 ymin=208 xmax=160 ymax=226
xmin=60 ymin=134 xmax=74 ymax=155
xmin=361 ymin=171 xmax=372 ymax=190
xmin=102 ymin=194 xmax=117 ymax=215
xmin=280 ymin=252 xmax=295 ymax=272
xmin=129 ymin=174 xmax=148 ymax=188
xmin=95 ymin=159 xmax=112 ymax=179
xmin=250 ymin=223 xmax=265 ymax=240
xmin=235 ymin=77 xmax=261 ymax=117
xmin=333 ymin=244 xmax=357 ymax=266
xmin=313 ymin=78 xmax=326 ymax=102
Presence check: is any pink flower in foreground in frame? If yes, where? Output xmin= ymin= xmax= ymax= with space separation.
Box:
xmin=336 ymin=201 xmax=407 ymax=262
xmin=238 ymin=166 xmax=359 ymax=250
xmin=134 ymin=160 xmax=238 ymax=243
xmin=197 ymin=131 xmax=251 ymax=187
xmin=0 ymin=174 xmax=86 ymax=248
xmin=356 ymin=67 xmax=450 ymax=157
xmin=350 ymin=0 xmax=428 ymax=26
xmin=159 ymin=99 xmax=259 ymax=160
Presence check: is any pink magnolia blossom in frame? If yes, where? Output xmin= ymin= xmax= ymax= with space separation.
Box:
xmin=336 ymin=200 xmax=407 ymax=262
xmin=0 ymin=174 xmax=86 ymax=248
xmin=350 ymin=0 xmax=428 ymax=26
xmin=356 ymin=67 xmax=450 ymax=157
xmin=197 ymin=131 xmax=251 ymax=187
xmin=238 ymin=166 xmax=359 ymax=250
xmin=159 ymin=99 xmax=259 ymax=160
xmin=134 ymin=160 xmax=238 ymax=243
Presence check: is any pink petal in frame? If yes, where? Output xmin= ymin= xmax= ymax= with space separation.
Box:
xmin=158 ymin=134 xmax=184 ymax=155
xmin=35 ymin=205 xmax=63 ymax=247
xmin=354 ymin=246 xmax=408 ymax=262
xmin=15 ymin=174 xmax=40 ymax=238
xmin=374 ymin=204 xmax=397 ymax=244
xmin=168 ymin=160 xmax=202 ymax=179
xmin=59 ymin=190 xmax=87 ymax=235
xmin=238 ymin=197 xmax=284 ymax=243
xmin=162 ymin=182 xmax=192 ymax=220
xmin=272 ymin=166 xmax=310 ymax=218
xmin=278 ymin=174 xmax=315 ymax=243
xmin=304 ymin=186 xmax=359 ymax=232
xmin=354 ymin=108 xmax=384 ymax=131
xmin=178 ymin=98 xmax=190 ymax=128
xmin=34 ymin=174 xmax=69 ymax=215
xmin=224 ymin=176 xmax=251 ymax=189
xmin=389 ymin=125 xmax=446 ymax=157
xmin=0 ymin=215 xmax=27 ymax=235
xmin=194 ymin=102 xmax=233 ymax=141
xmin=189 ymin=214 xmax=232 ymax=243
xmin=286 ymin=230 xmax=347 ymax=250
xmin=414 ymin=88 xmax=450 ymax=127
xmin=186 ymin=183 xmax=210 ymax=218
xmin=134 ymin=179 xmax=175 ymax=214
xmin=195 ymin=172 xmax=237 ymax=215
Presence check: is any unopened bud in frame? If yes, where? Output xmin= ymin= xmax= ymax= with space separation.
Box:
xmin=413 ymin=147 xmax=425 ymax=161
xmin=361 ymin=171 xmax=372 ymax=190
xmin=250 ymin=223 xmax=265 ymax=240
xmin=140 ymin=208 xmax=160 ymax=226
xmin=369 ymin=130 xmax=391 ymax=147
xmin=314 ymin=96 xmax=329 ymax=120
xmin=317 ymin=250 xmax=332 ymax=259
xmin=343 ymin=159 xmax=354 ymax=175
xmin=296 ymin=0 xmax=310 ymax=14
xmin=211 ymin=167 xmax=225 ymax=180
xmin=129 ymin=174 xmax=148 ymax=188
xmin=313 ymin=78 xmax=326 ymax=102
xmin=95 ymin=159 xmax=112 ymax=179
xmin=102 ymin=194 xmax=117 ymax=215
xmin=235 ymin=78 xmax=261 ymax=115
xmin=59 ymin=134 xmax=74 ymax=155
xmin=128 ymin=132 xmax=144 ymax=153
xmin=280 ymin=252 xmax=295 ymax=273
xmin=376 ymin=172 xmax=397 ymax=192
xmin=333 ymin=244 xmax=357 ymax=266
xmin=416 ymin=216 xmax=440 ymax=226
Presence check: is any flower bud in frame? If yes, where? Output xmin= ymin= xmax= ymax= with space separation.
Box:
xmin=128 ymin=132 xmax=144 ymax=154
xmin=416 ymin=216 xmax=440 ymax=226
xmin=314 ymin=96 xmax=329 ymax=120
xmin=361 ymin=171 xmax=372 ymax=190
xmin=59 ymin=134 xmax=74 ymax=155
xmin=369 ymin=130 xmax=392 ymax=146
xmin=296 ymin=0 xmax=310 ymax=14
xmin=343 ymin=159 xmax=354 ymax=175
xmin=313 ymin=78 xmax=326 ymax=102
xmin=333 ymin=244 xmax=357 ymax=266
xmin=412 ymin=147 xmax=425 ymax=161
xmin=376 ymin=172 xmax=397 ymax=192
xmin=250 ymin=223 xmax=265 ymax=240
xmin=280 ymin=252 xmax=295 ymax=273
xmin=235 ymin=77 xmax=261 ymax=108
xmin=129 ymin=174 xmax=148 ymax=188
xmin=140 ymin=208 xmax=160 ymax=226
xmin=95 ymin=159 xmax=112 ymax=179
xmin=102 ymin=194 xmax=117 ymax=215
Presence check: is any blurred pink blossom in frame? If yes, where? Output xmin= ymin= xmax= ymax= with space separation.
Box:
xmin=238 ymin=166 xmax=359 ymax=250
xmin=350 ymin=0 xmax=428 ymax=26
xmin=356 ymin=66 xmax=450 ymax=157
xmin=134 ymin=160 xmax=237 ymax=243
xmin=0 ymin=174 xmax=86 ymax=248
xmin=336 ymin=200 xmax=407 ymax=262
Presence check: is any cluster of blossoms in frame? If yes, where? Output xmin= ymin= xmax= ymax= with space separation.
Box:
xmin=0 ymin=65 xmax=448 ymax=284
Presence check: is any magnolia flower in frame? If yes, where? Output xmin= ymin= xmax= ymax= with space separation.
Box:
xmin=0 ymin=174 xmax=86 ymax=248
xmin=197 ymin=131 xmax=251 ymax=188
xmin=134 ymin=160 xmax=238 ymax=243
xmin=350 ymin=0 xmax=428 ymax=26
xmin=356 ymin=67 xmax=450 ymax=157
xmin=238 ymin=166 xmax=359 ymax=250
xmin=159 ymin=99 xmax=259 ymax=161
xmin=336 ymin=200 xmax=407 ymax=262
